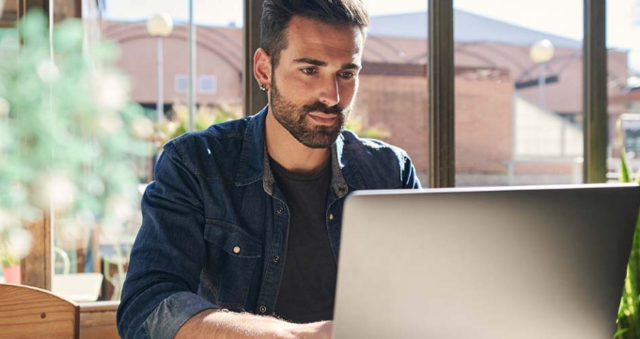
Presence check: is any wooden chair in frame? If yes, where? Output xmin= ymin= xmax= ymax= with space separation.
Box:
xmin=0 ymin=283 xmax=80 ymax=339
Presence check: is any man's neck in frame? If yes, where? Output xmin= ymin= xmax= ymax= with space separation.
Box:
xmin=265 ymin=109 xmax=330 ymax=175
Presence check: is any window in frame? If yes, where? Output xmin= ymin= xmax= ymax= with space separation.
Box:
xmin=0 ymin=0 xmax=17 ymax=25
xmin=607 ymin=0 xmax=640 ymax=181
xmin=175 ymin=74 xmax=189 ymax=93
xmin=453 ymin=0 xmax=585 ymax=186
xmin=2 ymin=0 xmax=615 ymax=313
xmin=5 ymin=0 xmax=245 ymax=303
xmin=80 ymin=1 xmax=244 ymax=302
xmin=0 ymin=0 xmax=19 ymax=56
xmin=0 ymin=0 xmax=620 ymax=337
xmin=199 ymin=75 xmax=217 ymax=94
xmin=355 ymin=2 xmax=429 ymax=185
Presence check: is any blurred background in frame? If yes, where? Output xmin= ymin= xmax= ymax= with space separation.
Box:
xmin=0 ymin=0 xmax=638 ymax=311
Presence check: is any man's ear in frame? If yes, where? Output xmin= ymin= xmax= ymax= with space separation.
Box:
xmin=254 ymin=48 xmax=272 ymax=90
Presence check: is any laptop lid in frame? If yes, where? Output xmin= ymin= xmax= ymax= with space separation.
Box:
xmin=333 ymin=184 xmax=640 ymax=339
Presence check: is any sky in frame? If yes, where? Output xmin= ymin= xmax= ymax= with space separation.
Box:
xmin=104 ymin=0 xmax=640 ymax=73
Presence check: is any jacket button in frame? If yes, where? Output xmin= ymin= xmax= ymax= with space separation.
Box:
xmin=233 ymin=246 xmax=241 ymax=254
xmin=276 ymin=207 xmax=283 ymax=215
xmin=272 ymin=255 xmax=280 ymax=263
xmin=329 ymin=213 xmax=334 ymax=221
xmin=259 ymin=306 xmax=267 ymax=313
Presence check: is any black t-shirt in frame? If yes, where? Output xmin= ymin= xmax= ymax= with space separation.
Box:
xmin=270 ymin=157 xmax=337 ymax=324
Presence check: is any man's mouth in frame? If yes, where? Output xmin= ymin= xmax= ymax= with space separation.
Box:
xmin=308 ymin=112 xmax=337 ymax=125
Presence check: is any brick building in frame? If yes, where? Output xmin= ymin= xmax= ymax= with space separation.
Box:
xmin=104 ymin=9 xmax=635 ymax=185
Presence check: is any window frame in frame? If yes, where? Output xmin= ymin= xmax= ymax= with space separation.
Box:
xmin=428 ymin=0 xmax=455 ymax=188
xmin=243 ymin=0 xmax=267 ymax=116
xmin=583 ymin=0 xmax=608 ymax=183
xmin=21 ymin=0 xmax=611 ymax=288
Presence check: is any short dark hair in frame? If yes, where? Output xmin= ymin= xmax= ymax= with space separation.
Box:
xmin=260 ymin=0 xmax=369 ymax=68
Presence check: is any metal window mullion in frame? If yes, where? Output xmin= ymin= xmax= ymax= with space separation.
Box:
xmin=583 ymin=0 xmax=608 ymax=183
xmin=244 ymin=0 xmax=267 ymax=117
xmin=18 ymin=0 xmax=53 ymax=291
xmin=188 ymin=0 xmax=196 ymax=131
xmin=428 ymin=0 xmax=455 ymax=188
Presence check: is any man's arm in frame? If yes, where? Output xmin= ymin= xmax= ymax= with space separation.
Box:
xmin=176 ymin=309 xmax=333 ymax=339
xmin=117 ymin=141 xmax=217 ymax=339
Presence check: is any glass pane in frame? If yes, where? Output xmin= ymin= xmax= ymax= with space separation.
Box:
xmin=454 ymin=0 xmax=584 ymax=186
xmin=47 ymin=0 xmax=244 ymax=302
xmin=0 ymin=0 xmax=18 ymax=26
xmin=356 ymin=2 xmax=429 ymax=185
xmin=0 ymin=0 xmax=19 ymax=56
xmin=0 ymin=1 xmax=38 ymax=286
xmin=607 ymin=0 xmax=640 ymax=183
xmin=1 ymin=0 xmax=102 ymax=290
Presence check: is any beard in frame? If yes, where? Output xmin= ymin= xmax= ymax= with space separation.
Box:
xmin=269 ymin=76 xmax=352 ymax=149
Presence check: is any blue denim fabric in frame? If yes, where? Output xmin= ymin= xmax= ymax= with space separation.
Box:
xmin=117 ymin=106 xmax=421 ymax=339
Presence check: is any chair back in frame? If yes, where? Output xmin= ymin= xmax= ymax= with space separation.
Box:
xmin=0 ymin=283 xmax=80 ymax=339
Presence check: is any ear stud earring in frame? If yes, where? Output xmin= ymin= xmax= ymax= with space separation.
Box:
xmin=259 ymin=83 xmax=267 ymax=92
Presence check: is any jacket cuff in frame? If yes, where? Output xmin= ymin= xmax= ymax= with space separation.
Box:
xmin=143 ymin=291 xmax=218 ymax=339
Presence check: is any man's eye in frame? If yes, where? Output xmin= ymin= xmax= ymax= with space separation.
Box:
xmin=339 ymin=72 xmax=355 ymax=79
xmin=300 ymin=68 xmax=318 ymax=75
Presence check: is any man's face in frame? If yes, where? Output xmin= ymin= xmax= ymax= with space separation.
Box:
xmin=269 ymin=16 xmax=364 ymax=149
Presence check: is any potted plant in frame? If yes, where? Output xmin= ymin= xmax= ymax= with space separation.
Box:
xmin=1 ymin=247 xmax=21 ymax=284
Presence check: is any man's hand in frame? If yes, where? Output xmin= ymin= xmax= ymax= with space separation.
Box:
xmin=175 ymin=309 xmax=334 ymax=339
xmin=289 ymin=321 xmax=333 ymax=339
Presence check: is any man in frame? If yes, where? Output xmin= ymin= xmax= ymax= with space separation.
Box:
xmin=117 ymin=1 xmax=421 ymax=338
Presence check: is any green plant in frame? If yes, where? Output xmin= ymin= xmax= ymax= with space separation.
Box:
xmin=346 ymin=115 xmax=391 ymax=139
xmin=152 ymin=103 xmax=242 ymax=150
xmin=0 ymin=10 xmax=152 ymax=260
xmin=616 ymin=117 xmax=640 ymax=339
xmin=151 ymin=106 xmax=389 ymax=148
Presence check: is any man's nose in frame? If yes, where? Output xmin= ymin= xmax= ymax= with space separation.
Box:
xmin=318 ymin=77 xmax=340 ymax=108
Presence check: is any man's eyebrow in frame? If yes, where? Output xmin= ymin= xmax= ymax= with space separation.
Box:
xmin=293 ymin=58 xmax=327 ymax=67
xmin=342 ymin=63 xmax=361 ymax=70
xmin=293 ymin=58 xmax=361 ymax=70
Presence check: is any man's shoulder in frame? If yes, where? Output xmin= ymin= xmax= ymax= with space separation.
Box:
xmin=340 ymin=129 xmax=419 ymax=189
xmin=341 ymin=129 xmax=409 ymax=160
xmin=160 ymin=115 xmax=256 ymax=180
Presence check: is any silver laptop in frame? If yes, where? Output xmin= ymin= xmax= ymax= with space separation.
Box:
xmin=333 ymin=184 xmax=640 ymax=339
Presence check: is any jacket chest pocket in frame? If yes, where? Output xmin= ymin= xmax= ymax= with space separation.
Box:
xmin=204 ymin=220 xmax=263 ymax=309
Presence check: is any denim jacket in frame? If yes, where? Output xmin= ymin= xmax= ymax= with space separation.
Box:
xmin=117 ymin=106 xmax=421 ymax=339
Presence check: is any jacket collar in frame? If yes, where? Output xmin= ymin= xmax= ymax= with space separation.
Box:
xmin=234 ymin=105 xmax=350 ymax=198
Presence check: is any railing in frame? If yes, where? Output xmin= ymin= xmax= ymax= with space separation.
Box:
xmin=505 ymin=157 xmax=584 ymax=185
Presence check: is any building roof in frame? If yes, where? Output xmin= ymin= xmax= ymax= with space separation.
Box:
xmin=103 ymin=15 xmax=630 ymax=113
xmin=369 ymin=9 xmax=583 ymax=48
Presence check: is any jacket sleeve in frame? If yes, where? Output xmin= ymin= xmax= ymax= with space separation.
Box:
xmin=117 ymin=141 xmax=218 ymax=339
